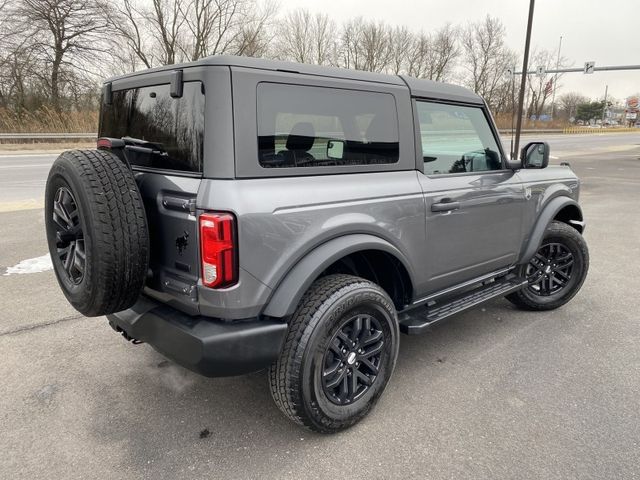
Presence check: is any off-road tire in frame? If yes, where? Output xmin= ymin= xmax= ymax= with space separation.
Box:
xmin=45 ymin=149 xmax=149 ymax=316
xmin=507 ymin=221 xmax=589 ymax=311
xmin=269 ymin=274 xmax=399 ymax=433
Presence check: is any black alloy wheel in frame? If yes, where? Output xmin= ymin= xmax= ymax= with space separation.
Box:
xmin=525 ymin=242 xmax=574 ymax=296
xmin=506 ymin=221 xmax=589 ymax=311
xmin=321 ymin=313 xmax=385 ymax=405
xmin=52 ymin=186 xmax=86 ymax=285
xmin=269 ymin=274 xmax=399 ymax=433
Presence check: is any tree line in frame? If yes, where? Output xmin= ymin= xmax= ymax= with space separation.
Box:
xmin=0 ymin=0 xmax=588 ymax=131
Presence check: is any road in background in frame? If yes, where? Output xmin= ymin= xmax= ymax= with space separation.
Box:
xmin=1 ymin=133 xmax=639 ymax=479
xmin=0 ymin=154 xmax=55 ymax=208
xmin=1 ymin=132 xmax=639 ymax=208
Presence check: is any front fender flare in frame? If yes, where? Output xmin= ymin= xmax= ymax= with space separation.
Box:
xmin=262 ymin=234 xmax=415 ymax=318
xmin=518 ymin=196 xmax=583 ymax=264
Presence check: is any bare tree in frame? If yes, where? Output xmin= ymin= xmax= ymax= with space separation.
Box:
xmin=388 ymin=26 xmax=412 ymax=75
xmin=233 ymin=14 xmax=273 ymax=58
xmin=275 ymin=9 xmax=335 ymax=65
xmin=110 ymin=0 xmax=156 ymax=70
xmin=360 ymin=21 xmax=392 ymax=72
xmin=276 ymin=9 xmax=314 ymax=63
xmin=149 ymin=0 xmax=187 ymax=64
xmin=461 ymin=16 xmax=515 ymax=110
xmin=11 ymin=0 xmax=112 ymax=110
xmin=405 ymin=33 xmax=429 ymax=78
xmin=340 ymin=18 xmax=391 ymax=72
xmin=111 ymin=0 xmax=276 ymax=67
xmin=426 ymin=24 xmax=460 ymax=81
xmin=406 ymin=24 xmax=460 ymax=81
xmin=558 ymin=92 xmax=588 ymax=121
xmin=311 ymin=12 xmax=337 ymax=65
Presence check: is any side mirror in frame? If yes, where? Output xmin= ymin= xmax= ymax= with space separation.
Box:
xmin=327 ymin=139 xmax=345 ymax=160
xmin=521 ymin=141 xmax=550 ymax=169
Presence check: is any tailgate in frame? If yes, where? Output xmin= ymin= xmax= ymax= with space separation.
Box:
xmin=136 ymin=172 xmax=201 ymax=314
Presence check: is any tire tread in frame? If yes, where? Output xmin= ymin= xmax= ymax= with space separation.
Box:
xmin=269 ymin=274 xmax=396 ymax=433
xmin=46 ymin=149 xmax=149 ymax=316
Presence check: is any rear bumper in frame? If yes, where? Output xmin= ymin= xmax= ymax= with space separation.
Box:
xmin=106 ymin=296 xmax=287 ymax=377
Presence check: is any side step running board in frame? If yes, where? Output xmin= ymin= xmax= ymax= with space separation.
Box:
xmin=399 ymin=275 xmax=527 ymax=335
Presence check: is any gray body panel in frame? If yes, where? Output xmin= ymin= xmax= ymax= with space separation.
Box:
xmin=100 ymin=56 xmax=583 ymax=321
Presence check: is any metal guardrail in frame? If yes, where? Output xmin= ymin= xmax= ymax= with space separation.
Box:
xmin=561 ymin=127 xmax=639 ymax=134
xmin=499 ymin=129 xmax=563 ymax=134
xmin=0 ymin=133 xmax=97 ymax=141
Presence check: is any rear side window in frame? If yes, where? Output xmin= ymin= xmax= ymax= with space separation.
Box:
xmin=257 ymin=83 xmax=399 ymax=168
xmin=99 ymin=82 xmax=205 ymax=173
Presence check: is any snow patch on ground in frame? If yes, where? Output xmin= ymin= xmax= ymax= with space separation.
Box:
xmin=3 ymin=254 xmax=53 ymax=276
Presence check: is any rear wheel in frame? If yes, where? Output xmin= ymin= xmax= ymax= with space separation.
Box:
xmin=45 ymin=150 xmax=149 ymax=316
xmin=507 ymin=221 xmax=589 ymax=311
xmin=269 ymin=274 xmax=399 ymax=433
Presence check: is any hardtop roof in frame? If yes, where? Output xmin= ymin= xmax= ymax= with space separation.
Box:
xmin=105 ymin=55 xmax=483 ymax=105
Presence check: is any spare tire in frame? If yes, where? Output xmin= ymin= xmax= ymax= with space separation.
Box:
xmin=44 ymin=149 xmax=149 ymax=316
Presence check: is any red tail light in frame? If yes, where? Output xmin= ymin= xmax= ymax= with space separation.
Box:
xmin=199 ymin=212 xmax=237 ymax=288
xmin=97 ymin=137 xmax=125 ymax=150
xmin=97 ymin=137 xmax=113 ymax=149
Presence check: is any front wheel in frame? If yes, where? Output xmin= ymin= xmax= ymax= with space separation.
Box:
xmin=507 ymin=221 xmax=589 ymax=311
xmin=269 ymin=274 xmax=399 ymax=433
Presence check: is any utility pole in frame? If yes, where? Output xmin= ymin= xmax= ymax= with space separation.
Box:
xmin=601 ymin=84 xmax=609 ymax=125
xmin=550 ymin=35 xmax=562 ymax=120
xmin=513 ymin=0 xmax=535 ymax=160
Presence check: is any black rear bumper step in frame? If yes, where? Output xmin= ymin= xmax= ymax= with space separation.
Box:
xmin=399 ymin=275 xmax=527 ymax=335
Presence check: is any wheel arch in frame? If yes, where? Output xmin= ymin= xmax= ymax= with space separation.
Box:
xmin=262 ymin=234 xmax=415 ymax=318
xmin=518 ymin=196 xmax=584 ymax=265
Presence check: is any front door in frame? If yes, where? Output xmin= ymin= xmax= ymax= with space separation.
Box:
xmin=414 ymin=100 xmax=525 ymax=293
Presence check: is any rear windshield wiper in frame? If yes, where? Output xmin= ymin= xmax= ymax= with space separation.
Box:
xmin=122 ymin=136 xmax=167 ymax=155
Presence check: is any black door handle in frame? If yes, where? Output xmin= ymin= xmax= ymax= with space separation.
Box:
xmin=431 ymin=201 xmax=460 ymax=212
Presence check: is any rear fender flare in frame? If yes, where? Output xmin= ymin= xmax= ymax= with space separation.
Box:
xmin=262 ymin=234 xmax=415 ymax=318
xmin=518 ymin=196 xmax=583 ymax=264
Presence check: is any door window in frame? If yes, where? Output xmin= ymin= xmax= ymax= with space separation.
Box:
xmin=416 ymin=102 xmax=502 ymax=175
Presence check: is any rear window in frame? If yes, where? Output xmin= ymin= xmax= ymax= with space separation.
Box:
xmin=99 ymin=82 xmax=205 ymax=173
xmin=257 ymin=83 xmax=399 ymax=168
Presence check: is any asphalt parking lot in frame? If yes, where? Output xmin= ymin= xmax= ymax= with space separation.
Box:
xmin=1 ymin=132 xmax=639 ymax=479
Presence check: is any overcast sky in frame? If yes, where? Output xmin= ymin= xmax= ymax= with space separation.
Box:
xmin=285 ymin=0 xmax=640 ymax=104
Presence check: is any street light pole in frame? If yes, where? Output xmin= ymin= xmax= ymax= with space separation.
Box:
xmin=550 ymin=35 xmax=562 ymax=120
xmin=512 ymin=0 xmax=536 ymax=160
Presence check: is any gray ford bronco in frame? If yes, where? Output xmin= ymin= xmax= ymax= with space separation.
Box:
xmin=45 ymin=56 xmax=588 ymax=433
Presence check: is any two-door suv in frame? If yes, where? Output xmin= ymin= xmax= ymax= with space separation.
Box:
xmin=45 ymin=56 xmax=588 ymax=433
